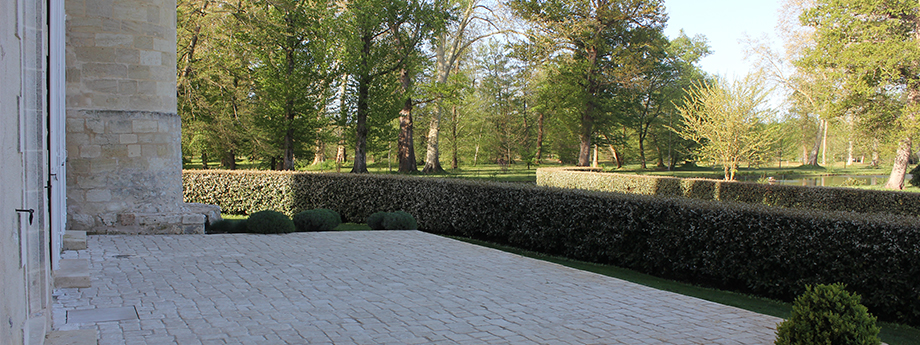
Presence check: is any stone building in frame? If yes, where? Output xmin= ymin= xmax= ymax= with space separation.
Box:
xmin=1 ymin=0 xmax=215 ymax=344
xmin=65 ymin=0 xmax=219 ymax=235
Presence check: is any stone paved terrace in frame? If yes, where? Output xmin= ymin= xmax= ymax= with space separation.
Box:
xmin=53 ymin=231 xmax=782 ymax=344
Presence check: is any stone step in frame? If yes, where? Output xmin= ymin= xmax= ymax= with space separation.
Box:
xmin=63 ymin=231 xmax=87 ymax=251
xmin=54 ymin=259 xmax=91 ymax=288
xmin=45 ymin=329 xmax=97 ymax=345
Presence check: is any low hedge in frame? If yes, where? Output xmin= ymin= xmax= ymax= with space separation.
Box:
xmin=537 ymin=167 xmax=920 ymax=217
xmin=183 ymin=169 xmax=920 ymax=327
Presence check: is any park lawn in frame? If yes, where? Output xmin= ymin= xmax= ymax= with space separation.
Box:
xmin=186 ymin=155 xmax=908 ymax=187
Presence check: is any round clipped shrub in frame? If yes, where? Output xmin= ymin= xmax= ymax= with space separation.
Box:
xmin=293 ymin=209 xmax=341 ymax=232
xmin=367 ymin=211 xmax=418 ymax=230
xmin=383 ymin=211 xmax=417 ymax=230
xmin=775 ymin=283 xmax=880 ymax=345
xmin=367 ymin=212 xmax=388 ymax=230
xmin=246 ymin=210 xmax=295 ymax=234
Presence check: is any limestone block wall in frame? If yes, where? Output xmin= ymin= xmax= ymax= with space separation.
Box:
xmin=65 ymin=0 xmax=178 ymax=113
xmin=65 ymin=0 xmax=219 ymax=234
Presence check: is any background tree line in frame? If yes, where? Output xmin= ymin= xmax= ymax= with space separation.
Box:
xmin=178 ymin=0 xmax=920 ymax=189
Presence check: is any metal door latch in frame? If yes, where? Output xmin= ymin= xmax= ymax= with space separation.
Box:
xmin=15 ymin=209 xmax=34 ymax=225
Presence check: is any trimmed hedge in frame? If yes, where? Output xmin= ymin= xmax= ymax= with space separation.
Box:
xmin=537 ymin=167 xmax=920 ymax=217
xmin=184 ymin=170 xmax=920 ymax=327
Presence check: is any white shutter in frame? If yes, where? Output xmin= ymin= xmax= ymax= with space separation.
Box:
xmin=49 ymin=0 xmax=67 ymax=270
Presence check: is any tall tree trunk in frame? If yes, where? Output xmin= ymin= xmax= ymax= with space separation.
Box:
xmin=885 ymin=86 xmax=919 ymax=189
xmin=351 ymin=31 xmax=372 ymax=174
xmin=336 ymin=75 xmax=347 ymax=172
xmin=397 ymin=68 xmax=417 ymax=173
xmin=870 ymin=139 xmax=879 ymax=167
xmin=578 ymin=48 xmax=599 ymax=167
xmin=654 ymin=136 xmax=665 ymax=168
xmin=280 ymin=40 xmax=297 ymax=171
xmin=608 ymin=145 xmax=622 ymax=169
xmin=422 ymin=106 xmax=444 ymax=173
xmin=473 ymin=123 xmax=483 ymax=166
xmin=283 ymin=124 xmax=295 ymax=170
xmin=352 ymin=74 xmax=370 ymax=173
xmin=221 ymin=150 xmax=236 ymax=170
xmin=821 ymin=118 xmax=828 ymax=166
xmin=638 ymin=137 xmax=647 ymax=169
xmin=535 ymin=111 xmax=544 ymax=162
xmin=845 ymin=140 xmax=853 ymax=168
xmin=451 ymin=105 xmax=459 ymax=170
xmin=397 ymin=98 xmax=417 ymax=173
xmin=201 ymin=151 xmax=208 ymax=169
xmin=602 ymin=133 xmax=623 ymax=169
xmin=312 ymin=111 xmax=326 ymax=165
xmin=885 ymin=137 xmax=912 ymax=189
xmin=591 ymin=144 xmax=599 ymax=168
xmin=313 ymin=137 xmax=326 ymax=165
xmin=807 ymin=118 xmax=824 ymax=165
xmin=578 ymin=109 xmax=594 ymax=166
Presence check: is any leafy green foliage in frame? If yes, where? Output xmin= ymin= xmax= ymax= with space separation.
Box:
xmin=507 ymin=0 xmax=668 ymax=166
xmin=184 ymin=170 xmax=920 ymax=327
xmin=909 ymin=164 xmax=920 ymax=188
xmin=246 ymin=210 xmax=295 ymax=234
xmin=775 ymin=284 xmax=881 ymax=345
xmin=366 ymin=211 xmax=418 ymax=230
xmin=292 ymin=209 xmax=341 ymax=232
xmin=235 ymin=0 xmax=339 ymax=170
xmin=384 ymin=211 xmax=417 ymax=230
xmin=536 ymin=167 xmax=920 ymax=217
xmin=177 ymin=0 xmax=256 ymax=169
xmin=366 ymin=212 xmax=387 ymax=230
xmin=799 ymin=0 xmax=920 ymax=189
xmin=675 ymin=74 xmax=780 ymax=181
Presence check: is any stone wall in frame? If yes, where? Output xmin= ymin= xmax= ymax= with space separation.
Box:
xmin=66 ymin=0 xmax=219 ymax=234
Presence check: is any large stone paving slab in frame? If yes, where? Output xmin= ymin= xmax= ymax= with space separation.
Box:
xmin=53 ymin=231 xmax=782 ymax=344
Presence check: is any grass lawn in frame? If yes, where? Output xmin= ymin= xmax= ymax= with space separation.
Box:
xmin=187 ymin=156 xmax=916 ymax=188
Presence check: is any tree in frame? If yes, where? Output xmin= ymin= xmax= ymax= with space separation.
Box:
xmin=234 ymin=0 xmax=338 ymax=170
xmin=744 ymin=0 xmax=843 ymax=168
xmin=178 ymin=0 xmax=256 ymax=169
xmin=507 ymin=0 xmax=667 ymax=166
xmin=422 ymin=0 xmax=501 ymax=173
xmin=341 ymin=0 xmax=446 ymax=173
xmin=625 ymin=30 xmax=710 ymax=169
xmin=472 ymin=41 xmax=534 ymax=164
xmin=799 ymin=0 xmax=920 ymax=189
xmin=676 ymin=74 xmax=779 ymax=180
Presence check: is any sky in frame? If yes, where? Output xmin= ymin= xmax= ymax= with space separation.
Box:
xmin=663 ymin=1 xmax=783 ymax=80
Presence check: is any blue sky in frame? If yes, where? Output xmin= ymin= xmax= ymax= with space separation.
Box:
xmin=663 ymin=1 xmax=782 ymax=79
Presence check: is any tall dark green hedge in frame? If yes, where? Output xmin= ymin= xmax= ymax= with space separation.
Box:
xmin=183 ymin=170 xmax=920 ymax=327
xmin=537 ymin=167 xmax=920 ymax=217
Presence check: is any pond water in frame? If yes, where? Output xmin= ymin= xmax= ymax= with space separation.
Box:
xmin=738 ymin=175 xmax=901 ymax=187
